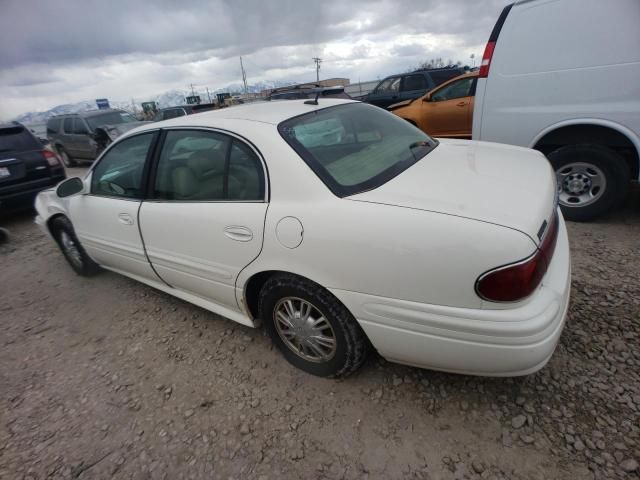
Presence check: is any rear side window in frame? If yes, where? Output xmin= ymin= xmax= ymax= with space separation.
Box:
xmin=402 ymin=75 xmax=428 ymax=91
xmin=63 ymin=118 xmax=73 ymax=133
xmin=152 ymin=130 xmax=264 ymax=201
xmin=0 ymin=126 xmax=41 ymax=152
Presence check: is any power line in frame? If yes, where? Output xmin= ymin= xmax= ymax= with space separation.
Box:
xmin=312 ymin=57 xmax=322 ymax=83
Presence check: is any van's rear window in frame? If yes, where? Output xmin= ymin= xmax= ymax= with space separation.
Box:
xmin=278 ymin=103 xmax=437 ymax=197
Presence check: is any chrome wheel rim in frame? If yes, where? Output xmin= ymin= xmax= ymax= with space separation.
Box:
xmin=273 ymin=297 xmax=336 ymax=363
xmin=60 ymin=231 xmax=82 ymax=268
xmin=556 ymin=162 xmax=606 ymax=208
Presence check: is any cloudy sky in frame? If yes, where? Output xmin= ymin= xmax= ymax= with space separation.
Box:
xmin=0 ymin=0 xmax=508 ymax=120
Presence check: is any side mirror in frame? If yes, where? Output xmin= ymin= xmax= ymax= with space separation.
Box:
xmin=422 ymin=93 xmax=432 ymax=102
xmin=56 ymin=177 xmax=85 ymax=198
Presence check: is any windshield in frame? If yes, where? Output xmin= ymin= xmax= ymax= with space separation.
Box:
xmin=86 ymin=111 xmax=137 ymax=130
xmin=278 ymin=102 xmax=437 ymax=197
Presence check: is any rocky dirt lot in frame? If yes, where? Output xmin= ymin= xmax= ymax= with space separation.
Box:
xmin=1 ymin=172 xmax=639 ymax=480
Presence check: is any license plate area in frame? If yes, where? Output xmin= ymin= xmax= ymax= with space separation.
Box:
xmin=0 ymin=166 xmax=10 ymax=178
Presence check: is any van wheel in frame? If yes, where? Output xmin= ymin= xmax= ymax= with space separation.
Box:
xmin=258 ymin=274 xmax=369 ymax=378
xmin=51 ymin=216 xmax=100 ymax=276
xmin=58 ymin=147 xmax=77 ymax=168
xmin=548 ymin=144 xmax=630 ymax=222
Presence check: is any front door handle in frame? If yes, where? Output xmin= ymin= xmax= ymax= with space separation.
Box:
xmin=456 ymin=101 xmax=467 ymax=107
xmin=118 ymin=213 xmax=134 ymax=225
xmin=224 ymin=226 xmax=253 ymax=242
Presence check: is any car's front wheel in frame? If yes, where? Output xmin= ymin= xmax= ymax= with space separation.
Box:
xmin=548 ymin=144 xmax=630 ymax=222
xmin=51 ymin=216 xmax=100 ymax=276
xmin=259 ymin=274 xmax=369 ymax=377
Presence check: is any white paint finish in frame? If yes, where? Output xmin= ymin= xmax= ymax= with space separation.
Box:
xmin=68 ymin=194 xmax=158 ymax=281
xmin=276 ymin=216 xmax=303 ymax=249
xmin=350 ymin=139 xmax=555 ymax=243
xmin=473 ymin=0 xmax=640 ymax=178
xmin=34 ymin=99 xmax=572 ymax=376
xmin=240 ymin=197 xmax=537 ymax=310
xmin=139 ymin=201 xmax=267 ymax=311
xmin=331 ymin=214 xmax=571 ymax=375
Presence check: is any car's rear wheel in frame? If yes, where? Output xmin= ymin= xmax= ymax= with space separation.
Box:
xmin=259 ymin=274 xmax=369 ymax=377
xmin=51 ymin=216 xmax=100 ymax=276
xmin=58 ymin=147 xmax=77 ymax=168
xmin=548 ymin=144 xmax=630 ymax=222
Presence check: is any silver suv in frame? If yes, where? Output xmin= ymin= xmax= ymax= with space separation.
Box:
xmin=46 ymin=109 xmax=142 ymax=166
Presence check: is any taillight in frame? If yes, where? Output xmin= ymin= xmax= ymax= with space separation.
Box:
xmin=478 ymin=41 xmax=495 ymax=78
xmin=476 ymin=212 xmax=559 ymax=302
xmin=42 ymin=149 xmax=60 ymax=167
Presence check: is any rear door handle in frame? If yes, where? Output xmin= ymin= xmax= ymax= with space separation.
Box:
xmin=224 ymin=226 xmax=253 ymax=242
xmin=118 ymin=213 xmax=134 ymax=225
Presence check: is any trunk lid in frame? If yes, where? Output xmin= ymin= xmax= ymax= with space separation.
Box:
xmin=348 ymin=139 xmax=557 ymax=244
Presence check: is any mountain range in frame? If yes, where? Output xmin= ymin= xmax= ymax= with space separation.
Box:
xmin=13 ymin=80 xmax=294 ymax=125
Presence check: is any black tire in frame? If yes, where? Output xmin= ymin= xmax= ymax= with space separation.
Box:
xmin=57 ymin=147 xmax=77 ymax=167
xmin=50 ymin=216 xmax=100 ymax=276
xmin=259 ymin=274 xmax=369 ymax=378
xmin=548 ymin=144 xmax=630 ymax=222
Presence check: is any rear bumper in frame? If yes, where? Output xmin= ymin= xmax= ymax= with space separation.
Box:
xmin=331 ymin=211 xmax=571 ymax=377
xmin=0 ymin=175 xmax=65 ymax=210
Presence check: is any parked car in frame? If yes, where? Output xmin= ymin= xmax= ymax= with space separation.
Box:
xmin=388 ymin=72 xmax=478 ymax=138
xmin=473 ymin=0 xmax=640 ymax=221
xmin=47 ymin=109 xmax=145 ymax=167
xmin=35 ymin=99 xmax=569 ymax=378
xmin=268 ymin=86 xmax=351 ymax=101
xmin=0 ymin=122 xmax=65 ymax=212
xmin=153 ymin=103 xmax=218 ymax=122
xmin=365 ymin=67 xmax=466 ymax=109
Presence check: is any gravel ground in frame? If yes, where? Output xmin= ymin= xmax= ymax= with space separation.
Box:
xmin=1 ymin=170 xmax=639 ymax=480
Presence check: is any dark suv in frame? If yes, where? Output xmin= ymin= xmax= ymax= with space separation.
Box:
xmin=0 ymin=122 xmax=65 ymax=212
xmin=47 ymin=109 xmax=142 ymax=166
xmin=267 ymin=86 xmax=351 ymax=101
xmin=365 ymin=67 xmax=466 ymax=109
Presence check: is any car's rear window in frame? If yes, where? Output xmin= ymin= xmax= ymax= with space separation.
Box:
xmin=86 ymin=112 xmax=137 ymax=130
xmin=278 ymin=103 xmax=437 ymax=197
xmin=0 ymin=126 xmax=41 ymax=152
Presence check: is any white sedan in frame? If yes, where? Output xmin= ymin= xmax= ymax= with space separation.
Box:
xmin=35 ymin=99 xmax=571 ymax=378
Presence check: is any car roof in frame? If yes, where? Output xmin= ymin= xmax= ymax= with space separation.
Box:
xmin=52 ymin=109 xmax=126 ymax=118
xmin=133 ymin=98 xmax=357 ymax=132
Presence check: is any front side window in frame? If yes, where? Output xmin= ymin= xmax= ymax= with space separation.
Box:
xmin=279 ymin=103 xmax=437 ymax=197
xmin=375 ymin=77 xmax=401 ymax=94
xmin=431 ymin=78 xmax=475 ymax=102
xmin=152 ymin=130 xmax=264 ymax=201
xmin=91 ymin=133 xmax=154 ymax=198
xmin=72 ymin=119 xmax=89 ymax=134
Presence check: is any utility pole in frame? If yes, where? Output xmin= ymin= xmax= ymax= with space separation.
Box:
xmin=312 ymin=57 xmax=322 ymax=83
xmin=206 ymin=87 xmax=212 ymax=103
xmin=190 ymin=83 xmax=196 ymax=97
xmin=240 ymin=56 xmax=248 ymax=94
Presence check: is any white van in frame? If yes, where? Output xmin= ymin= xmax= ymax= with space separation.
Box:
xmin=472 ymin=0 xmax=640 ymax=221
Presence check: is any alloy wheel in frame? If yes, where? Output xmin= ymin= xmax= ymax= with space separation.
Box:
xmin=556 ymin=162 xmax=607 ymax=208
xmin=273 ymin=297 xmax=337 ymax=363
xmin=60 ymin=231 xmax=83 ymax=268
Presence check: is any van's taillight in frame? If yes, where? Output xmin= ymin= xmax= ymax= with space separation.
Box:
xmin=42 ymin=149 xmax=60 ymax=167
xmin=478 ymin=41 xmax=495 ymax=78
xmin=476 ymin=212 xmax=559 ymax=302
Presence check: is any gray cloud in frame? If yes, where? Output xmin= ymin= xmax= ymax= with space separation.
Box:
xmin=0 ymin=0 xmax=509 ymax=119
